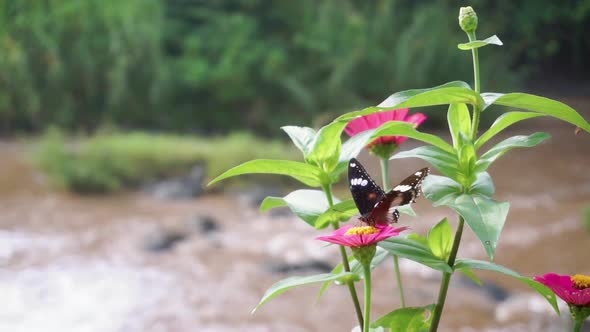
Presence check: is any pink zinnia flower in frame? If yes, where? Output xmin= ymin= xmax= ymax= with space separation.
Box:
xmin=534 ymin=273 xmax=590 ymax=307
xmin=317 ymin=224 xmax=408 ymax=248
xmin=345 ymin=108 xmax=427 ymax=148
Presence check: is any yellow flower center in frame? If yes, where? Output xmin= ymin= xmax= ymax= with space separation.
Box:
xmin=345 ymin=226 xmax=379 ymax=236
xmin=572 ymin=274 xmax=590 ymax=289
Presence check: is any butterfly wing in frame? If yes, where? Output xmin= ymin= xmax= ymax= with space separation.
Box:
xmin=348 ymin=158 xmax=386 ymax=218
xmin=370 ymin=167 xmax=430 ymax=224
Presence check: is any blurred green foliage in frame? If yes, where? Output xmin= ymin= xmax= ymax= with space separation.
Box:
xmin=33 ymin=129 xmax=298 ymax=193
xmin=1 ymin=0 xmax=589 ymax=135
xmin=0 ymin=0 xmax=164 ymax=132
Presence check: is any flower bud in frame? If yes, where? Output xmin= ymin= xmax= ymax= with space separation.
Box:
xmin=459 ymin=6 xmax=478 ymax=33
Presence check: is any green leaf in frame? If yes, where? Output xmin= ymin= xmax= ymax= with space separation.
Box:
xmin=454 ymin=259 xmax=559 ymax=314
xmin=475 ymin=112 xmax=546 ymax=150
xmin=372 ymin=121 xmax=454 ymax=153
xmin=454 ymin=258 xmax=520 ymax=278
xmin=259 ymin=197 xmax=286 ymax=211
xmin=459 ymin=267 xmax=483 ymax=286
xmin=208 ymin=159 xmax=322 ymax=187
xmin=332 ymin=129 xmax=379 ymax=179
xmin=339 ymin=129 xmax=376 ymax=162
xmin=391 ymin=146 xmax=460 ymax=180
xmin=520 ymin=278 xmax=561 ymax=315
xmin=422 ymin=175 xmax=462 ymax=203
xmin=372 ymin=304 xmax=435 ymax=332
xmin=447 ymin=103 xmax=472 ymax=149
xmin=458 ymin=142 xmax=477 ymax=186
xmin=332 ymin=120 xmax=454 ymax=178
xmin=252 ymin=272 xmax=354 ymax=313
xmin=379 ymin=237 xmax=452 ymax=273
xmin=476 ymin=132 xmax=551 ymax=173
xmin=435 ymin=194 xmax=510 ymax=260
xmin=458 ymin=35 xmax=503 ymax=50
xmin=481 ymin=92 xmax=590 ymax=133
xmin=469 ymin=172 xmax=495 ymax=197
xmin=408 ymin=233 xmax=429 ymax=247
xmin=315 ymin=199 xmax=358 ymax=229
xmin=281 ymin=126 xmax=316 ymax=157
xmin=427 ymin=218 xmax=454 ymax=260
xmin=306 ymin=121 xmax=347 ymax=172
xmin=260 ymin=190 xmax=336 ymax=227
xmin=337 ymin=81 xmax=484 ymax=121
xmin=377 ymin=81 xmax=482 ymax=109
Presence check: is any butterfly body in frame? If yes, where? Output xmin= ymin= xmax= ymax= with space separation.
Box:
xmin=348 ymin=158 xmax=429 ymax=226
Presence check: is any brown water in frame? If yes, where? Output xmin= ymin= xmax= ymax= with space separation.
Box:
xmin=1 ymin=113 xmax=589 ymax=332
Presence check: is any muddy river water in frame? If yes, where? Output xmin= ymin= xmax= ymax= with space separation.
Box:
xmin=1 ymin=108 xmax=589 ymax=331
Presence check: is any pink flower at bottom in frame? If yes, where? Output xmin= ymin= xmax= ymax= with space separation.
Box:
xmin=344 ymin=108 xmax=427 ymax=148
xmin=316 ymin=224 xmax=408 ymax=248
xmin=534 ymin=273 xmax=590 ymax=307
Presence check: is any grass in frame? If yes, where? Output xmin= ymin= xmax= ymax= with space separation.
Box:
xmin=33 ymin=128 xmax=299 ymax=193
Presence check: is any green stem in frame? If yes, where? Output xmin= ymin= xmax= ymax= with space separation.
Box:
xmin=573 ymin=318 xmax=584 ymax=332
xmin=379 ymin=158 xmax=391 ymax=191
xmin=467 ymin=31 xmax=480 ymax=93
xmin=379 ymin=157 xmax=406 ymax=307
xmin=429 ymin=216 xmax=465 ymax=332
xmin=392 ymin=255 xmax=406 ymax=307
xmin=467 ymin=30 xmax=482 ymax=141
xmin=363 ymin=263 xmax=373 ymax=332
xmin=323 ymin=184 xmax=364 ymax=328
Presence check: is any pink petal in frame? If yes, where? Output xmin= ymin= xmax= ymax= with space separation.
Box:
xmin=364 ymin=113 xmax=381 ymax=130
xmin=534 ymin=273 xmax=590 ymax=306
xmin=345 ymin=117 xmax=370 ymax=136
xmin=334 ymin=225 xmax=355 ymax=236
xmin=394 ymin=136 xmax=408 ymax=145
xmin=316 ymin=234 xmax=350 ymax=247
xmin=405 ymin=113 xmax=427 ymax=127
xmin=316 ymin=225 xmax=407 ymax=248
xmin=534 ymin=273 xmax=573 ymax=289
xmin=377 ymin=111 xmax=394 ymax=123
xmin=391 ymin=108 xmax=410 ymax=121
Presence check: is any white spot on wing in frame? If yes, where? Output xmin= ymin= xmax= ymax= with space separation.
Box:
xmin=350 ymin=162 xmax=356 ymax=167
xmin=361 ymin=179 xmax=368 ymax=186
xmin=393 ymin=184 xmax=412 ymax=192
xmin=415 ymin=171 xmax=422 ymax=176
xmin=352 ymin=178 xmax=365 ymax=185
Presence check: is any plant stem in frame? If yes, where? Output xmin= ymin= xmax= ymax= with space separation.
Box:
xmin=467 ymin=31 xmax=480 ymax=93
xmin=573 ymin=318 xmax=584 ymax=332
xmin=338 ymin=242 xmax=364 ymax=328
xmin=392 ymin=255 xmax=406 ymax=307
xmin=467 ymin=30 xmax=482 ymax=141
xmin=379 ymin=157 xmax=406 ymax=307
xmin=379 ymin=158 xmax=391 ymax=192
xmin=323 ymin=184 xmax=364 ymax=328
xmin=363 ymin=263 xmax=373 ymax=332
xmin=429 ymin=216 xmax=465 ymax=332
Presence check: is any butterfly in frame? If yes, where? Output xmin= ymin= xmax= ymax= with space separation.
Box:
xmin=348 ymin=158 xmax=429 ymax=226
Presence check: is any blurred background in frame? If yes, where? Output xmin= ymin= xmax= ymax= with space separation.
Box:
xmin=1 ymin=1 xmax=589 ymax=331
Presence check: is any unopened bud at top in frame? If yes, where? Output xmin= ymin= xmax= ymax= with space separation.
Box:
xmin=459 ymin=6 xmax=478 ymax=33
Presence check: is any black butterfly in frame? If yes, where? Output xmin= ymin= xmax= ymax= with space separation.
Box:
xmin=348 ymin=158 xmax=429 ymax=226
